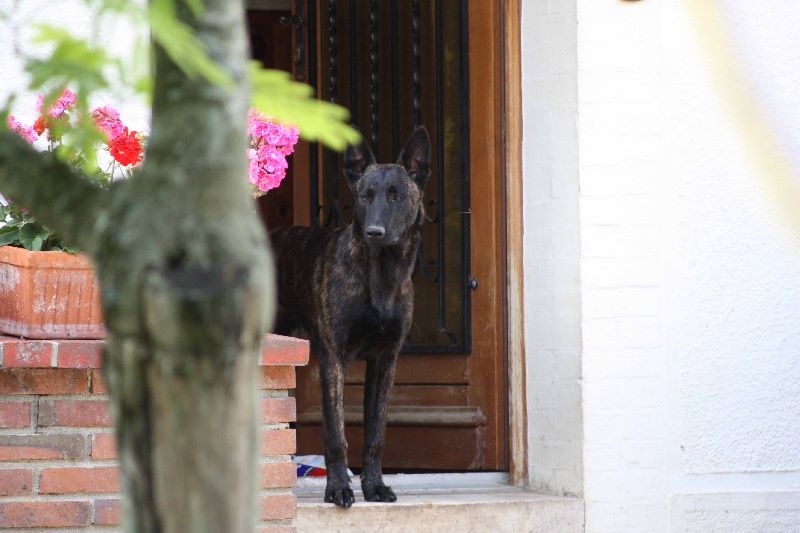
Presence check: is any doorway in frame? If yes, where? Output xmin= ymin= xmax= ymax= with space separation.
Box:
xmin=248 ymin=0 xmax=507 ymax=471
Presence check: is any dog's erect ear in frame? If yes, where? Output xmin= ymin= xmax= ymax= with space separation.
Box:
xmin=397 ymin=126 xmax=431 ymax=191
xmin=343 ymin=127 xmax=376 ymax=190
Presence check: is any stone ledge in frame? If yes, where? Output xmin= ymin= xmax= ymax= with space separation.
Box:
xmin=295 ymin=488 xmax=584 ymax=533
xmin=296 ymin=486 xmax=584 ymax=533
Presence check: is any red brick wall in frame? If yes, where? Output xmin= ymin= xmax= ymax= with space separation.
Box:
xmin=0 ymin=334 xmax=308 ymax=532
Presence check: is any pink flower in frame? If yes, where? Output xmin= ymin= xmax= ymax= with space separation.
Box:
xmin=264 ymin=123 xmax=283 ymax=145
xmin=6 ymin=115 xmax=38 ymax=143
xmin=247 ymin=109 xmax=298 ymax=196
xmin=276 ymin=126 xmax=299 ymax=155
xmin=259 ymin=170 xmax=285 ymax=192
xmin=248 ymin=148 xmax=287 ymax=193
xmin=37 ymin=89 xmax=77 ymax=118
xmin=260 ymin=145 xmax=289 ymax=172
xmin=91 ymin=105 xmax=125 ymax=139
xmin=50 ymin=89 xmax=76 ymax=117
xmin=247 ymin=110 xmax=270 ymax=137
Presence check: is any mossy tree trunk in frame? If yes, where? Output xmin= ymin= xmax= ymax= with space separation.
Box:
xmin=0 ymin=1 xmax=273 ymax=532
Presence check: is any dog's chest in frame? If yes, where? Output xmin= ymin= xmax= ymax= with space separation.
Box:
xmin=327 ymin=283 xmax=410 ymax=357
xmin=345 ymin=307 xmax=407 ymax=359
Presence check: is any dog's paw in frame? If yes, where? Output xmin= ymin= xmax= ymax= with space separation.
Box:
xmin=324 ymin=486 xmax=355 ymax=508
xmin=362 ymin=484 xmax=397 ymax=503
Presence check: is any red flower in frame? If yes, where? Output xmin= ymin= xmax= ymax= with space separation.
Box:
xmin=33 ymin=116 xmax=47 ymax=136
xmin=108 ymin=128 xmax=143 ymax=166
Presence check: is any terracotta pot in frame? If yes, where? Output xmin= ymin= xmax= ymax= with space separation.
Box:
xmin=0 ymin=246 xmax=105 ymax=339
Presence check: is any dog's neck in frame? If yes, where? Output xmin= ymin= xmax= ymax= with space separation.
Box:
xmin=367 ymin=241 xmax=416 ymax=319
xmin=347 ymin=223 xmax=421 ymax=319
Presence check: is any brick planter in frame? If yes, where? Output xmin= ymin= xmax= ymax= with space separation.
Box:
xmin=0 ymin=333 xmax=308 ymax=532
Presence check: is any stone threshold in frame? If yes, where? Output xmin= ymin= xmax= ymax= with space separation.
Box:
xmin=295 ymin=473 xmax=584 ymax=533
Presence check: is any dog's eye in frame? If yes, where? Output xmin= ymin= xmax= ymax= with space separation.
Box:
xmin=387 ymin=187 xmax=401 ymax=202
xmin=361 ymin=190 xmax=374 ymax=203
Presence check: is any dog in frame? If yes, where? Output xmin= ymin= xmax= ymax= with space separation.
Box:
xmin=270 ymin=126 xmax=430 ymax=508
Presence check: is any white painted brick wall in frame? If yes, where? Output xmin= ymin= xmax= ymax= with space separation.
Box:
xmin=576 ymin=0 xmax=672 ymax=530
xmin=567 ymin=0 xmax=800 ymax=531
xmin=521 ymin=0 xmax=584 ymax=496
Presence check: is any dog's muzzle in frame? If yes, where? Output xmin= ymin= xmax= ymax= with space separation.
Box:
xmin=365 ymin=225 xmax=386 ymax=239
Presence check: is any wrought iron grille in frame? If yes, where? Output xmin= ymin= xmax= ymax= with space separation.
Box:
xmin=304 ymin=0 xmax=471 ymax=354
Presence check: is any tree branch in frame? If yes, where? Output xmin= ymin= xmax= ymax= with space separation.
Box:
xmin=0 ymin=130 xmax=108 ymax=251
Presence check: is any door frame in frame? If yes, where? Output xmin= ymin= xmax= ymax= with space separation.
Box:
xmin=501 ymin=0 xmax=527 ymax=487
xmin=473 ymin=0 xmax=526 ymax=486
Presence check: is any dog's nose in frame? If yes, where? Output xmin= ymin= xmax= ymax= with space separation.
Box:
xmin=366 ymin=225 xmax=386 ymax=239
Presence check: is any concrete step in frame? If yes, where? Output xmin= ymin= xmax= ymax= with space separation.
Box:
xmin=295 ymin=474 xmax=584 ymax=533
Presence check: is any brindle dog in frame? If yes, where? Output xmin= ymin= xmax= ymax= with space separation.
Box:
xmin=271 ymin=127 xmax=430 ymax=508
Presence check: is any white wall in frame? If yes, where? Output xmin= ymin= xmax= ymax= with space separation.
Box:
xmin=0 ymin=1 xmax=149 ymax=132
xmin=521 ymin=0 xmax=584 ymax=496
xmin=576 ymin=0 xmax=672 ymax=529
xmin=522 ymin=0 xmax=800 ymax=531
xmin=661 ymin=2 xmax=800 ymax=530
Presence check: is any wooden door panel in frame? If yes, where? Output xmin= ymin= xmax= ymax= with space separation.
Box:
xmin=345 ymin=355 xmax=469 ymax=384
xmin=344 ymin=385 xmax=468 ymax=407
xmin=464 ymin=0 xmax=507 ymax=471
xmin=298 ymin=425 xmax=487 ymax=471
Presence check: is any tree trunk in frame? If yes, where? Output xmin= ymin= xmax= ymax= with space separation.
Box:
xmin=98 ymin=2 xmax=273 ymax=531
xmin=1 ymin=1 xmax=273 ymax=532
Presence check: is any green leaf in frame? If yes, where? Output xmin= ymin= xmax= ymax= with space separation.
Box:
xmin=91 ymin=0 xmax=138 ymax=14
xmin=148 ymin=0 xmax=232 ymax=87
xmin=27 ymin=25 xmax=111 ymax=94
xmin=0 ymin=227 xmax=19 ymax=246
xmin=0 ymin=94 xmax=15 ymax=127
xmin=181 ymin=0 xmax=205 ymax=18
xmin=130 ymin=36 xmax=154 ymax=101
xmin=18 ymin=223 xmax=38 ymax=240
xmin=250 ymin=63 xmax=360 ymax=151
xmin=16 ymin=222 xmax=54 ymax=251
xmin=24 ymin=25 xmax=118 ymax=164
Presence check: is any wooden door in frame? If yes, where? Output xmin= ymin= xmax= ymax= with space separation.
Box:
xmin=249 ymin=1 xmax=506 ymax=471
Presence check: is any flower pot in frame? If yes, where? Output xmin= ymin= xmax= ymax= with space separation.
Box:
xmin=0 ymin=246 xmax=105 ymax=339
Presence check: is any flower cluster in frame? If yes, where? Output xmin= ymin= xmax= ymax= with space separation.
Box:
xmin=91 ymin=105 xmax=126 ymax=139
xmin=7 ymin=89 xmax=296 ymax=196
xmin=37 ymin=89 xmax=76 ymax=118
xmin=5 ymin=115 xmax=37 ymax=144
xmin=31 ymin=89 xmax=77 ymax=137
xmin=7 ymin=89 xmax=143 ymax=171
xmin=247 ymin=110 xmax=299 ymax=196
xmin=3 ymin=90 xmax=299 ymax=253
xmin=91 ymin=105 xmax=143 ymax=167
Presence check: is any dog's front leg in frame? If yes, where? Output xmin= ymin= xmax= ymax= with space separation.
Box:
xmin=319 ymin=350 xmax=354 ymax=508
xmin=361 ymin=350 xmax=399 ymax=502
